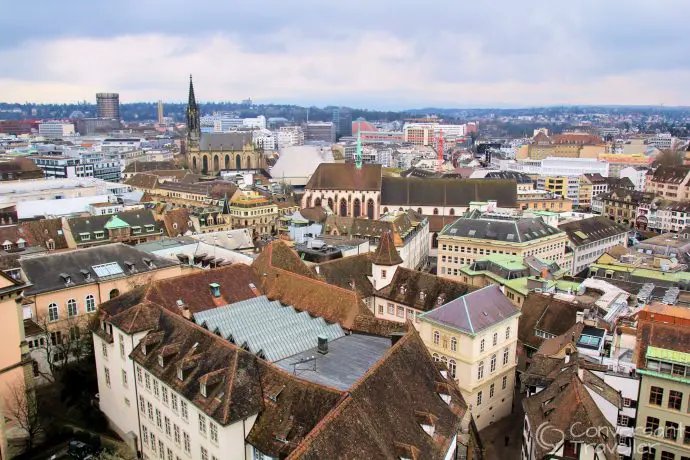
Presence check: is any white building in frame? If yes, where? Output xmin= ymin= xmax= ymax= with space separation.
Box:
xmin=276 ymin=126 xmax=304 ymax=148
xmin=30 ymin=156 xmax=94 ymax=179
xmin=559 ymin=216 xmax=629 ymax=275
xmin=619 ymin=166 xmax=648 ymax=192
xmin=501 ymin=157 xmax=610 ymax=178
xmin=242 ymin=115 xmax=266 ymax=130
xmin=646 ymin=133 xmax=674 ymax=150
xmin=251 ymin=129 xmax=276 ymax=151
xmin=38 ymin=122 xmax=75 ymax=139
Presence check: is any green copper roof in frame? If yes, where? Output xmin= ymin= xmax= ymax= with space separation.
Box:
xmin=104 ymin=215 xmax=130 ymax=230
xmin=646 ymin=346 xmax=690 ymax=365
xmin=590 ymin=263 xmax=690 ymax=282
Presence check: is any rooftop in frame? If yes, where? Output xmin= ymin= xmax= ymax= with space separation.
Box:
xmin=274 ymin=333 xmax=390 ymax=390
xmin=441 ymin=214 xmax=561 ymax=243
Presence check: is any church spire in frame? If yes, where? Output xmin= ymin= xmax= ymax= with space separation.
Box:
xmin=186 ymin=74 xmax=200 ymax=143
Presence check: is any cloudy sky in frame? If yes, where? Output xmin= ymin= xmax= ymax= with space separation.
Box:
xmin=1 ymin=0 xmax=689 ymax=109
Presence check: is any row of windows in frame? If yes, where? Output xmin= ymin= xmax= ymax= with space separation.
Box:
xmin=477 ymin=349 xmax=512 ymax=380
xmin=644 ymin=415 xmax=690 ymax=445
xmin=640 ymin=445 xmax=690 ymax=460
xmin=379 ymin=303 xmax=421 ymax=323
xmin=476 ymin=376 xmax=509 ymax=407
xmin=47 ymin=295 xmax=96 ymax=321
xmin=431 ymin=328 xmax=512 ymax=353
xmin=648 ymin=386 xmax=690 ymax=412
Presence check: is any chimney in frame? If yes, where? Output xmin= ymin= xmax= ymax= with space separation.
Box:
xmin=391 ymin=331 xmax=405 ymax=347
xmin=317 ymin=335 xmax=328 ymax=355
xmin=540 ymin=267 xmax=549 ymax=279
xmin=209 ymin=283 xmax=221 ymax=298
xmin=315 ymin=265 xmax=320 ymax=275
xmin=576 ymin=311 xmax=584 ymax=324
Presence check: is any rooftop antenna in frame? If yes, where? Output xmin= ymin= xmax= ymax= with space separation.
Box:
xmin=355 ymin=129 xmax=362 ymax=169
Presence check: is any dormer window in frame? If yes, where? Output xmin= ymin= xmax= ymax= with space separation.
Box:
xmin=59 ymin=273 xmax=72 ymax=284
xmin=209 ymin=283 xmax=221 ymax=298
xmin=419 ymin=291 xmax=426 ymax=301
xmin=132 ymin=226 xmax=142 ymax=235
xmin=158 ymin=355 xmax=164 ymax=368
xmin=143 ymin=258 xmax=155 ymax=268
xmin=141 ymin=344 xmax=147 ymax=355
xmin=439 ymin=393 xmax=451 ymax=405
xmin=200 ymin=382 xmax=207 ymax=397
xmin=177 ymin=367 xmax=184 ymax=381
xmin=145 ymin=224 xmax=155 ymax=232
xmin=94 ymin=231 xmax=105 ymax=239
xmin=79 ymin=232 xmax=90 ymax=241
xmin=437 ymin=294 xmax=445 ymax=305
xmin=400 ymin=285 xmax=406 ymax=295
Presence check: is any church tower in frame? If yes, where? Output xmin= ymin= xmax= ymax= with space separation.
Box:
xmin=186 ymin=75 xmax=201 ymax=145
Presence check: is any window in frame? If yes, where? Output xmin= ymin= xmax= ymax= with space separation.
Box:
xmin=102 ymin=342 xmax=108 ymax=358
xmin=665 ymin=421 xmax=679 ymax=441
xmin=154 ymin=380 xmax=160 ymax=398
xmin=171 ymin=394 xmax=178 ymax=413
xmin=201 ymin=447 xmax=209 ymax=460
xmin=159 ymin=440 xmax=164 ymax=458
xmin=48 ymin=303 xmax=59 ymax=322
xmin=477 ymin=391 xmax=482 ymax=406
xmin=137 ymin=367 xmax=143 ymax=383
xmin=173 ymin=424 xmax=180 ymax=445
xmin=121 ymin=369 xmax=128 ymax=388
xmin=148 ymin=402 xmax=154 ymax=421
xmin=684 ymin=425 xmax=690 ymax=445
xmin=104 ymin=367 xmax=111 ymax=388
xmin=150 ymin=433 xmax=156 ymax=453
xmin=450 ymin=337 xmax=457 ymax=352
xmin=396 ymin=306 xmax=404 ymax=318
xmin=181 ymin=401 xmax=188 ymax=421
xmin=165 ymin=416 xmax=171 ymax=437
xmin=378 ymin=305 xmax=383 ymax=315
xmin=490 ymin=354 xmax=496 ymax=373
xmin=505 ymin=326 xmax=511 ymax=340
xmin=167 ymin=448 xmax=173 ymax=460
xmin=669 ymin=390 xmax=683 ymax=411
xmin=480 ymin=339 xmax=485 ymax=352
xmin=660 ymin=452 xmax=675 ymax=460
xmin=622 ymin=397 xmax=632 ymax=407
xmin=645 ymin=416 xmax=660 ymax=436
xmin=381 ymin=269 xmax=387 ymax=279
xmin=199 ymin=414 xmax=207 ymax=436
xmin=143 ymin=426 xmax=149 ymax=444
xmin=502 ymin=375 xmax=507 ymax=390
xmin=387 ymin=303 xmax=394 ymax=314
xmin=649 ymin=386 xmax=664 ymax=406
xmin=490 ymin=383 xmax=495 ymax=398
xmin=477 ymin=361 xmax=484 ymax=380
xmin=183 ymin=432 xmax=191 ymax=453
xmin=145 ymin=373 xmax=151 ymax=390
xmin=162 ymin=387 xmax=169 ymax=405
xmin=139 ymin=395 xmax=145 ymax=413
xmin=641 ymin=447 xmax=656 ymax=460
xmin=156 ymin=408 xmax=162 ymax=428
xmin=492 ymin=332 xmax=498 ymax=346
xmin=119 ymin=335 xmax=125 ymax=357
xmin=448 ymin=360 xmax=456 ymax=379
xmin=503 ymin=348 xmax=509 ymax=366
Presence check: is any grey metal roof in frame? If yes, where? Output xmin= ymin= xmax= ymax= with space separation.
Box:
xmin=441 ymin=215 xmax=561 ymax=243
xmin=199 ymin=132 xmax=252 ymax=151
xmin=193 ymin=295 xmax=344 ymax=362
xmin=420 ymin=284 xmax=519 ymax=335
xmin=274 ymin=334 xmax=391 ymax=390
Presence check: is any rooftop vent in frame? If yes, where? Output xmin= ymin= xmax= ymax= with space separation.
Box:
xmin=209 ymin=283 xmax=221 ymax=298
xmin=317 ymin=335 xmax=328 ymax=355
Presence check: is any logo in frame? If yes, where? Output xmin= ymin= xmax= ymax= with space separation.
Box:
xmin=535 ymin=422 xmax=563 ymax=452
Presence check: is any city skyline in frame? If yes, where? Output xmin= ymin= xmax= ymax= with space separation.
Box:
xmin=2 ymin=1 xmax=690 ymax=109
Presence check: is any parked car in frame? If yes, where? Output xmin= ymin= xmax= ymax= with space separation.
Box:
xmin=67 ymin=440 xmax=94 ymax=459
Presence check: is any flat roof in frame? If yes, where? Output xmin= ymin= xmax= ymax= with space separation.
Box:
xmin=274 ymin=334 xmax=390 ymax=390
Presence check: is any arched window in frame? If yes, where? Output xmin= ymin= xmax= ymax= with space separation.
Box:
xmin=353 ymin=199 xmax=361 ymax=217
xmin=328 ymin=198 xmax=334 ymax=210
xmin=314 ymin=198 xmax=322 ymax=207
xmin=224 ymin=154 xmax=230 ymax=169
xmin=505 ymin=326 xmax=511 ymax=340
xmin=67 ymin=299 xmax=77 ymax=317
xmin=192 ymin=157 xmax=198 ymax=171
xmin=109 ymin=289 xmax=120 ymax=300
xmin=433 ymin=208 xmax=439 ymax=215
xmin=417 ymin=208 xmax=422 ymax=214
xmin=235 ymin=155 xmax=241 ymax=170
xmin=47 ymin=239 xmax=55 ymax=250
xmin=450 ymin=337 xmax=457 ymax=352
xmin=493 ymin=332 xmax=498 ymax=346
xmin=503 ymin=348 xmax=510 ymax=366
xmin=441 ymin=356 xmax=448 ymax=365
xmin=449 ymin=208 xmax=455 ymax=216
xmin=383 ymin=207 xmax=389 ymax=214
xmin=432 ymin=353 xmax=439 ymax=362
xmin=48 ymin=303 xmax=59 ymax=322
xmin=449 ymin=359 xmax=456 ymax=379
xmin=480 ymin=338 xmax=485 ymax=352
xmin=477 ymin=361 xmax=484 ymax=379
xmin=85 ymin=295 xmax=95 ymax=313
xmin=490 ymin=354 xmax=497 ymax=372
xmin=367 ymin=199 xmax=375 ymax=219
xmin=202 ymin=156 xmax=209 ymax=174
xmin=246 ymin=156 xmax=252 ymax=169
xmin=213 ymin=155 xmax=219 ymax=171
xmin=340 ymin=199 xmax=348 ymax=217
xmin=433 ymin=331 xmax=440 ymax=345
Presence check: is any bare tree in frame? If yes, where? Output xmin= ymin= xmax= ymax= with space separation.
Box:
xmin=31 ymin=314 xmax=93 ymax=383
xmin=5 ymin=379 xmax=41 ymax=450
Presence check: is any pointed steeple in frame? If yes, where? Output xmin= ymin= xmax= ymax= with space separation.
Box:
xmin=186 ymin=74 xmax=201 ymax=143
xmin=372 ymin=231 xmax=403 ymax=266
xmin=221 ymin=192 xmax=231 ymax=215
xmin=355 ymin=129 xmax=363 ymax=169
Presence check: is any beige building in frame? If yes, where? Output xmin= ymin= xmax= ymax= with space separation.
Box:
xmin=438 ymin=212 xmax=567 ymax=279
xmin=228 ymin=189 xmax=279 ymax=236
xmin=19 ymin=244 xmax=183 ymax=343
xmin=419 ymin=285 xmax=520 ymax=430
xmin=0 ymin=272 xmax=34 ymax=459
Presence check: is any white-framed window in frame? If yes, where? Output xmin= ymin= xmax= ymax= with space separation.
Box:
xmin=505 ymin=326 xmax=511 ymax=340
xmin=433 ymin=331 xmax=440 ymax=345
xmin=492 ymin=332 xmax=498 ymax=346
xmin=173 ymin=424 xmax=180 ymax=445
xmin=450 ymin=337 xmax=457 ymax=352
xmin=165 ymin=416 xmax=171 ymax=437
xmin=449 ymin=360 xmax=456 ymax=379
xmin=148 ymin=402 xmax=153 ymax=421
xmin=156 ymin=408 xmax=162 ymax=429
xmin=139 ymin=395 xmax=145 ymax=413
xmin=387 ymin=303 xmax=394 ymax=314
xmin=85 ymin=294 xmax=95 ymax=312
xmin=102 ymin=342 xmax=108 ymax=359
xmin=480 ymin=338 xmax=485 ymax=352
xmin=154 ymin=380 xmax=160 ymax=398
xmin=183 ymin=432 xmax=191 ymax=453
xmin=181 ymin=401 xmax=188 ymax=421
xmin=477 ymin=391 xmax=482 ymax=406
xmin=142 ymin=425 xmax=149 ymax=444
xmin=145 ymin=373 xmax=151 ymax=390
xmin=162 ymin=387 xmax=169 ymax=405
xmin=137 ymin=367 xmax=143 ymax=383
xmin=199 ymin=413 xmax=207 ymax=436
xmin=490 ymin=355 xmax=496 ymax=373
xmin=48 ymin=303 xmax=59 ymax=322
xmin=201 ymin=447 xmax=209 ymax=460
xmin=503 ymin=348 xmax=510 ymax=366
xmin=150 ymin=433 xmax=156 ymax=453
xmin=210 ymin=422 xmax=218 ymax=443
xmin=477 ymin=361 xmax=484 ymax=380
xmin=171 ymin=394 xmax=178 ymax=413
xmin=490 ymin=383 xmax=495 ymax=398
xmin=104 ymin=367 xmax=111 ymax=388
xmin=121 ymin=369 xmax=128 ymax=388
xmin=502 ymin=375 xmax=508 ymax=390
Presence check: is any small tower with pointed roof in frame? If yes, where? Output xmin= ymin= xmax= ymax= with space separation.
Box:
xmin=186 ymin=75 xmax=200 ymax=145
xmin=370 ymin=231 xmax=403 ymax=290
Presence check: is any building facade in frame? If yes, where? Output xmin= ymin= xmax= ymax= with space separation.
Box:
xmin=96 ymin=92 xmax=120 ymax=119
xmin=560 ymin=216 xmax=629 ymax=275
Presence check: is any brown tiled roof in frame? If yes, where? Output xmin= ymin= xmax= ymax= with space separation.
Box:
xmin=0 ymin=253 xmax=20 ymax=271
xmin=287 ymin=331 xmax=466 ymax=460
xmin=252 ymin=241 xmax=316 ymax=279
xmin=634 ymin=319 xmax=690 ymax=368
xmin=371 ymin=232 xmax=403 ymax=266
xmin=350 ymin=314 xmax=408 ymax=337
xmin=21 ymin=218 xmax=69 ymax=250
xmin=162 ymin=208 xmax=193 ymax=237
xmin=305 ymin=163 xmax=382 ymax=191
xmin=650 ymin=165 xmax=690 ymax=184
xmin=314 ymin=253 xmax=374 ymax=298
xmin=552 ymin=133 xmax=601 ymax=145
xmin=0 ymin=225 xmax=22 ymax=246
xmin=375 ymin=267 xmax=474 ymax=312
xmin=298 ymin=207 xmax=328 ymax=223
xmin=323 ymin=215 xmax=354 ymax=235
xmin=560 ymin=216 xmax=629 ymax=247
xmin=381 ymin=177 xmax=518 ymax=208
xmin=0 ymin=157 xmax=43 ymax=173
xmin=130 ymin=308 xmax=264 ymax=425
xmin=522 ymin=366 xmax=618 ymax=460
xmin=425 ymin=215 xmax=455 ymax=233
xmin=518 ymin=293 xmax=585 ymax=350
xmin=124 ymin=173 xmax=160 ymax=190
xmin=23 ymin=318 xmax=44 ymax=337
xmin=535 ymin=322 xmax=584 ymax=356
xmin=350 ymin=210 xmax=425 ymax=247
